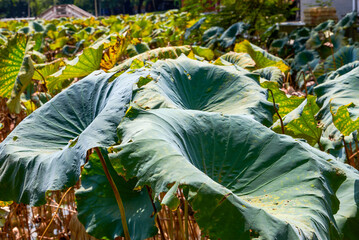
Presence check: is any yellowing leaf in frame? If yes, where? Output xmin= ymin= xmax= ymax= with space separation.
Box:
xmin=272 ymin=95 xmax=322 ymax=146
xmin=234 ymin=40 xmax=290 ymax=72
xmin=0 ymin=33 xmax=29 ymax=99
xmin=331 ymin=103 xmax=359 ymax=136
xmin=47 ymin=44 xmax=104 ymax=93
xmin=33 ymin=59 xmax=64 ymax=83
xmin=101 ymin=35 xmax=130 ymax=71
xmin=7 ymin=56 xmax=35 ymax=114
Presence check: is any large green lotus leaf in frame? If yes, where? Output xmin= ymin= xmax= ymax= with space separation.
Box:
xmin=334 ymin=164 xmax=359 ymax=240
xmin=315 ymin=65 xmax=359 ymax=139
xmin=76 ymin=149 xmax=158 ymax=240
xmin=0 ymin=33 xmax=29 ymax=99
xmin=261 ymin=81 xmax=305 ymax=123
xmin=110 ymin=107 xmax=359 ymax=239
xmin=132 ymin=56 xmax=275 ymax=126
xmin=253 ymin=67 xmax=283 ymax=84
xmin=272 ymin=95 xmax=322 ymax=147
xmin=109 ymin=46 xmax=191 ymax=73
xmin=323 ymin=46 xmax=359 ymax=73
xmin=234 ymin=40 xmax=290 ymax=72
xmin=46 ymin=44 xmax=104 ymax=93
xmin=215 ymin=51 xmax=256 ymax=70
xmin=7 ymin=56 xmax=35 ymax=114
xmin=0 ymin=70 xmax=138 ymax=205
xmin=219 ymin=22 xmax=249 ymax=48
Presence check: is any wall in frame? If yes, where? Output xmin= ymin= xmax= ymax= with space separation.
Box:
xmin=300 ymin=0 xmax=355 ymax=21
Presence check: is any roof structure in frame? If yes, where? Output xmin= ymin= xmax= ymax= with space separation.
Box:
xmin=39 ymin=4 xmax=94 ymax=20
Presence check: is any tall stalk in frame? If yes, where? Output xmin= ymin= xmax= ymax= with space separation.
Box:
xmin=94 ymin=147 xmax=131 ymax=240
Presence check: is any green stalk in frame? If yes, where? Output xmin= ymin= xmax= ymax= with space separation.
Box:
xmin=94 ymin=147 xmax=131 ymax=240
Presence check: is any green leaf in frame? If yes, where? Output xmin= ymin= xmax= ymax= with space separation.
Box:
xmin=0 ymin=204 xmax=10 ymax=227
xmin=49 ymin=36 xmax=69 ymax=51
xmin=333 ymin=11 xmax=357 ymax=31
xmin=292 ymin=50 xmax=319 ymax=71
xmin=323 ymin=46 xmax=359 ymax=73
xmin=261 ymin=81 xmax=305 ymax=123
xmin=127 ymin=42 xmax=150 ymax=57
xmin=184 ymin=17 xmax=206 ymax=40
xmin=110 ymin=107 xmax=358 ymax=240
xmin=219 ymin=22 xmax=249 ymax=48
xmin=315 ymin=65 xmax=359 ymax=139
xmin=272 ymin=95 xmax=322 ymax=146
xmin=109 ymin=46 xmax=191 ymax=73
xmin=47 ymin=44 xmax=104 ymax=93
xmin=132 ymin=56 xmax=275 ymax=126
xmin=0 ymin=33 xmax=29 ymax=99
xmin=215 ymin=51 xmax=256 ymax=70
xmin=191 ymin=46 xmax=214 ymax=61
xmin=253 ymin=67 xmax=283 ymax=84
xmin=33 ymin=59 xmax=64 ymax=83
xmin=331 ymin=103 xmax=359 ymax=136
xmin=7 ymin=56 xmax=35 ymax=114
xmin=76 ymin=150 xmax=158 ymax=240
xmin=234 ymin=40 xmax=290 ymax=72
xmin=0 ymin=71 xmax=137 ymax=205
xmin=202 ymin=26 xmax=224 ymax=48
xmin=326 ymin=61 xmax=359 ymax=81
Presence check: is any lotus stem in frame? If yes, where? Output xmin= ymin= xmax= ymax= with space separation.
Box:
xmin=94 ymin=147 xmax=131 ymax=240
xmin=306 ymin=64 xmax=318 ymax=85
xmin=176 ymin=207 xmax=184 ymax=240
xmin=267 ymin=89 xmax=285 ymax=134
xmin=40 ymin=187 xmax=73 ymax=240
xmin=342 ymin=138 xmax=353 ymax=167
xmin=184 ymin=199 xmax=189 ymax=240
xmin=146 ymin=186 xmax=165 ymax=240
xmin=328 ymin=34 xmax=337 ymax=70
xmin=167 ymin=206 xmax=174 ymax=239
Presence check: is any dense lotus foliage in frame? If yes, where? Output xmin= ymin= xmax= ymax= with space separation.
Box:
xmin=0 ymin=9 xmax=359 ymax=240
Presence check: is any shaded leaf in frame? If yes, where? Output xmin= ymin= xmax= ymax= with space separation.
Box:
xmin=76 ymin=150 xmax=158 ymax=240
xmin=184 ymin=17 xmax=206 ymax=40
xmin=219 ymin=22 xmax=249 ymax=48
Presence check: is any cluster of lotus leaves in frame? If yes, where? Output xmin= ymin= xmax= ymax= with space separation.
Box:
xmin=0 ymin=56 xmax=358 ymax=240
